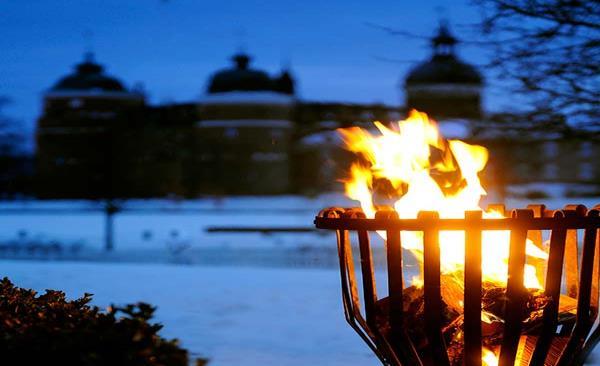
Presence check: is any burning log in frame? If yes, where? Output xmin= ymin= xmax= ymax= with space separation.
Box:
xmin=374 ymin=282 xmax=576 ymax=366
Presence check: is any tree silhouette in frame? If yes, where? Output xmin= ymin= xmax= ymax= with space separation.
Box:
xmin=474 ymin=0 xmax=600 ymax=130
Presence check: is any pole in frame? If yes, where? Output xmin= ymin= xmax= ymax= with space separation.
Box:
xmin=105 ymin=200 xmax=116 ymax=251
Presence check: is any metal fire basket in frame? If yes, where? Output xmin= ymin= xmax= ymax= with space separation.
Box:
xmin=315 ymin=204 xmax=600 ymax=366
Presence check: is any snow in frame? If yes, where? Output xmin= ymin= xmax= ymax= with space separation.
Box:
xmin=0 ymin=261 xmax=378 ymax=366
xmin=0 ymin=189 xmax=598 ymax=254
xmin=437 ymin=119 xmax=471 ymax=139
xmin=0 ymin=194 xmax=354 ymax=252
xmin=2 ymin=260 xmax=600 ymax=365
xmin=299 ymin=130 xmax=343 ymax=147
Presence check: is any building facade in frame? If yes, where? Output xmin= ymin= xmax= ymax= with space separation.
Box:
xmin=404 ymin=23 xmax=483 ymax=120
xmin=193 ymin=54 xmax=296 ymax=194
xmin=33 ymin=31 xmax=599 ymax=199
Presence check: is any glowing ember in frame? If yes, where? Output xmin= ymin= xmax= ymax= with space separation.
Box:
xmin=482 ymin=347 xmax=499 ymax=366
xmin=338 ymin=109 xmax=547 ymax=290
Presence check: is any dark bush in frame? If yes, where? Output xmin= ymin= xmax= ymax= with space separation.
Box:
xmin=0 ymin=277 xmax=207 ymax=366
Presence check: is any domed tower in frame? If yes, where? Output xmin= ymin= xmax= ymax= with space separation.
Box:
xmin=36 ymin=53 xmax=145 ymax=198
xmin=193 ymin=53 xmax=296 ymax=195
xmin=404 ymin=22 xmax=483 ymax=119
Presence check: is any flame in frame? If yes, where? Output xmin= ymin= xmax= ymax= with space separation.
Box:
xmin=339 ymin=109 xmax=547 ymax=289
xmin=482 ymin=348 xmax=499 ymax=366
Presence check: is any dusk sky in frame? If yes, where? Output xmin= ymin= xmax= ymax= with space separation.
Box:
xmin=1 ymin=0 xmax=510 ymax=148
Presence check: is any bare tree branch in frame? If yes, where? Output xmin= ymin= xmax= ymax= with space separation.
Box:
xmin=473 ymin=0 xmax=600 ymax=129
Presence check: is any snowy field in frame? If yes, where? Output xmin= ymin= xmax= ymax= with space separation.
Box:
xmin=0 ymin=260 xmax=379 ymax=366
xmin=0 ymin=186 xmax=598 ymax=257
xmin=0 ymin=193 xmax=352 ymax=253
xmin=3 ymin=260 xmax=600 ymax=366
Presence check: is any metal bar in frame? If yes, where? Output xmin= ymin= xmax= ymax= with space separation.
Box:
xmin=336 ymin=228 xmax=388 ymax=364
xmin=464 ymin=210 xmax=482 ymax=366
xmin=358 ymin=228 xmax=378 ymax=328
xmin=558 ymin=209 xmax=599 ymax=366
xmin=565 ymin=226 xmax=580 ymax=298
xmin=388 ymin=227 xmax=424 ymax=366
xmin=314 ymin=216 xmax=600 ymax=231
xmin=206 ymin=226 xmax=316 ymax=233
xmin=499 ymin=209 xmax=532 ymax=366
xmin=590 ymin=206 xmax=600 ymax=320
xmin=564 ymin=205 xmax=587 ymax=299
xmin=527 ymin=204 xmax=547 ymax=287
xmin=337 ymin=229 xmax=353 ymax=321
xmin=386 ymin=213 xmax=404 ymax=350
xmin=529 ymin=211 xmax=567 ymax=366
xmin=579 ymin=205 xmax=600 ymax=363
xmin=343 ymin=231 xmax=361 ymax=314
xmin=421 ymin=211 xmax=450 ymax=366
xmin=105 ymin=207 xmax=114 ymax=252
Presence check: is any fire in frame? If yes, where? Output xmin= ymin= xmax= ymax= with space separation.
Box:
xmin=482 ymin=348 xmax=499 ymax=366
xmin=339 ymin=110 xmax=547 ymax=289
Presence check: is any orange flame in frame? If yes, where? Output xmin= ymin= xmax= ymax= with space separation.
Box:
xmin=339 ymin=110 xmax=547 ymax=289
xmin=482 ymin=347 xmax=499 ymax=366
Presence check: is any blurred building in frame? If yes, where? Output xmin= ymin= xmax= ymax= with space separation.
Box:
xmin=35 ymin=53 xmax=191 ymax=198
xmin=404 ymin=22 xmax=483 ymax=120
xmin=34 ymin=50 xmax=403 ymax=198
xmin=32 ymin=27 xmax=599 ymax=199
xmin=194 ymin=53 xmax=296 ymax=194
xmin=400 ymin=23 xmax=600 ymax=192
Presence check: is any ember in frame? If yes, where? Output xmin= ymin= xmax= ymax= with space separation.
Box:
xmin=314 ymin=110 xmax=600 ymax=365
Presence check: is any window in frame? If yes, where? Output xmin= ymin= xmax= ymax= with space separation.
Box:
xmin=69 ymin=98 xmax=83 ymax=108
xmin=542 ymin=141 xmax=558 ymax=159
xmin=224 ymin=127 xmax=238 ymax=139
xmin=270 ymin=129 xmax=284 ymax=140
xmin=544 ymin=163 xmax=558 ymax=180
xmin=578 ymin=162 xmax=594 ymax=181
xmin=251 ymin=152 xmax=287 ymax=162
xmin=580 ymin=141 xmax=593 ymax=159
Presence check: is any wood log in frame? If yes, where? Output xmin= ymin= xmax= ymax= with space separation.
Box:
xmin=374 ymin=284 xmax=577 ymax=365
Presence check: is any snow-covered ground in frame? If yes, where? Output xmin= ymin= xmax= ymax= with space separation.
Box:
xmin=0 ymin=188 xmax=598 ymax=255
xmin=0 ymin=260 xmax=379 ymax=366
xmin=0 ymin=194 xmax=352 ymax=252
xmin=2 ymin=260 xmax=600 ymax=365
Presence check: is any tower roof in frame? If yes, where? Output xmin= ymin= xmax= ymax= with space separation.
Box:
xmin=207 ymin=53 xmax=295 ymax=95
xmin=405 ymin=23 xmax=482 ymax=85
xmin=51 ymin=53 xmax=126 ymax=92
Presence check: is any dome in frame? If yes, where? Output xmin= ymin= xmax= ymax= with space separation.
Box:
xmin=207 ymin=53 xmax=295 ymax=95
xmin=406 ymin=55 xmax=482 ymax=85
xmin=405 ymin=23 xmax=482 ymax=86
xmin=208 ymin=54 xmax=275 ymax=93
xmin=52 ymin=53 xmax=126 ymax=92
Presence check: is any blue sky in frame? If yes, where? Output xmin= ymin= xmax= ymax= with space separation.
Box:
xmin=1 ymin=0 xmax=509 ymax=144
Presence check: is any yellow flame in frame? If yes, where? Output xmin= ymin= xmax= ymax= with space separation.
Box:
xmin=411 ymin=275 xmax=424 ymax=289
xmin=339 ymin=110 xmax=547 ymax=289
xmin=482 ymin=348 xmax=499 ymax=366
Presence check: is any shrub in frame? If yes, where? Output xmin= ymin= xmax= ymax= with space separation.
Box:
xmin=0 ymin=277 xmax=207 ymax=366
